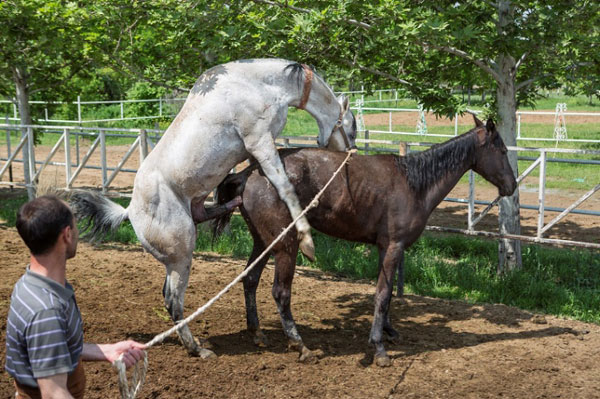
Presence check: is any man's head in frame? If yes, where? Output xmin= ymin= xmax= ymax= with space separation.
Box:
xmin=16 ymin=195 xmax=78 ymax=258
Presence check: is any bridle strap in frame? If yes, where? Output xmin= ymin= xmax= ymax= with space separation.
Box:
xmin=297 ymin=64 xmax=313 ymax=110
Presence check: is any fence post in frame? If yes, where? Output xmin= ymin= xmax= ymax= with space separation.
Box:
xmin=284 ymin=138 xmax=290 ymax=148
xmin=454 ymin=113 xmax=458 ymax=136
xmin=120 ymin=101 xmax=124 ymax=120
xmin=5 ymin=116 xmax=13 ymax=188
xmin=468 ymin=170 xmax=475 ymax=230
xmin=364 ymin=130 xmax=370 ymax=155
xmin=64 ymin=128 xmax=72 ymax=188
xmin=537 ymin=151 xmax=547 ymax=238
xmin=139 ymin=129 xmax=148 ymax=163
xmin=159 ymin=97 xmax=163 ymax=117
xmin=398 ymin=142 xmax=408 ymax=156
xmin=26 ymin=126 xmax=36 ymax=199
xmin=76 ymin=96 xmax=81 ymax=166
xmin=100 ymin=130 xmax=107 ymax=192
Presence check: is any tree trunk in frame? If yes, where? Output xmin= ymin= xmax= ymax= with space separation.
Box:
xmin=495 ymin=55 xmax=522 ymax=273
xmin=13 ymin=66 xmax=36 ymax=199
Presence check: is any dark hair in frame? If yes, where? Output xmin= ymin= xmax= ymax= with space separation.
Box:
xmin=16 ymin=195 xmax=74 ymax=255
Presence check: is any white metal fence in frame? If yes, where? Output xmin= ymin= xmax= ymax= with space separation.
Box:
xmin=1 ymin=123 xmax=599 ymax=250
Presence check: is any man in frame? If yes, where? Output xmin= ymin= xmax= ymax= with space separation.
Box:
xmin=5 ymin=195 xmax=146 ymax=399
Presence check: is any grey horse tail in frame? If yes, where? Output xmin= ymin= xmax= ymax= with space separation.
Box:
xmin=69 ymin=190 xmax=129 ymax=242
xmin=212 ymin=172 xmax=248 ymax=239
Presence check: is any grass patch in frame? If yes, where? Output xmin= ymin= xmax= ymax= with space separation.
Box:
xmin=2 ymin=193 xmax=598 ymax=323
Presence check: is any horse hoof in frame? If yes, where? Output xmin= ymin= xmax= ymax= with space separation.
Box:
xmin=253 ymin=330 xmax=269 ymax=347
xmin=299 ymin=234 xmax=315 ymax=262
xmin=200 ymin=348 xmax=217 ymax=359
xmin=298 ymin=346 xmax=318 ymax=364
xmin=375 ymin=354 xmax=392 ymax=367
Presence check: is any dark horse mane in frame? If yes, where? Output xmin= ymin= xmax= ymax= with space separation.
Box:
xmin=284 ymin=62 xmax=320 ymax=90
xmin=396 ymin=127 xmax=478 ymax=193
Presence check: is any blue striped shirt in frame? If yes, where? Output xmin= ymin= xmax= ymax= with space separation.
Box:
xmin=5 ymin=267 xmax=84 ymax=388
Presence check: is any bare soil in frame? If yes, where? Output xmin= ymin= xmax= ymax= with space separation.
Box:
xmin=1 ymin=225 xmax=599 ymax=399
xmin=1 ymin=113 xmax=599 ymax=397
xmin=362 ymin=109 xmax=600 ymax=127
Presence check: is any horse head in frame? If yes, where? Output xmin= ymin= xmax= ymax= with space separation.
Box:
xmin=472 ymin=116 xmax=517 ymax=196
xmin=324 ymin=94 xmax=357 ymax=151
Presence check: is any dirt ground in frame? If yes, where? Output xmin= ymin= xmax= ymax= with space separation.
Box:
xmin=362 ymin=109 xmax=600 ymax=127
xmin=1 ymin=225 xmax=600 ymax=399
xmin=0 ymin=112 xmax=599 ymax=397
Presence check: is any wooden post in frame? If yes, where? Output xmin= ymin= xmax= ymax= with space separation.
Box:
xmin=398 ymin=142 xmax=408 ymax=156
xmin=468 ymin=170 xmax=475 ymax=230
xmin=139 ymin=129 xmax=148 ymax=163
xmin=100 ymin=130 xmax=107 ymax=192
xmin=364 ymin=130 xmax=370 ymax=155
xmin=64 ymin=128 xmax=72 ymax=188
xmin=537 ymin=151 xmax=547 ymax=238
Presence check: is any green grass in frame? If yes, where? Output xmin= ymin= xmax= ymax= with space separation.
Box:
xmin=2 ymin=193 xmax=598 ymax=323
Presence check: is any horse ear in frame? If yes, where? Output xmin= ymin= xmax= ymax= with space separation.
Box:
xmin=339 ymin=95 xmax=350 ymax=112
xmin=486 ymin=118 xmax=496 ymax=133
xmin=473 ymin=114 xmax=484 ymax=127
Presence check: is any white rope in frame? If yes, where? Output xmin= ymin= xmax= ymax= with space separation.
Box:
xmin=114 ymin=150 xmax=355 ymax=399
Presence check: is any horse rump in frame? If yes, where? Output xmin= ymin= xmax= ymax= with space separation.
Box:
xmin=69 ymin=190 xmax=129 ymax=242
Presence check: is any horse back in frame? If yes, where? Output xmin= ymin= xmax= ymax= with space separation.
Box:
xmin=238 ymin=148 xmax=407 ymax=245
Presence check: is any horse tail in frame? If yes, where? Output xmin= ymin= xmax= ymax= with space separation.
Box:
xmin=212 ymin=172 xmax=248 ymax=239
xmin=69 ymin=190 xmax=129 ymax=242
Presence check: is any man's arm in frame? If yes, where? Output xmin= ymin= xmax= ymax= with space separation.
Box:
xmin=37 ymin=373 xmax=73 ymax=399
xmin=82 ymin=341 xmax=146 ymax=367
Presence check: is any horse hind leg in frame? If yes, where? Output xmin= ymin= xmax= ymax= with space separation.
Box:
xmin=243 ymin=241 xmax=270 ymax=347
xmin=272 ymin=247 xmax=317 ymax=364
xmin=162 ymin=259 xmax=216 ymax=359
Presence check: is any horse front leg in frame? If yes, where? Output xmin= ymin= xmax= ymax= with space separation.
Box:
xmin=272 ymin=247 xmax=317 ymax=363
xmin=243 ymin=241 xmax=270 ymax=347
xmin=370 ymin=243 xmax=404 ymax=367
xmin=242 ymin=134 xmax=315 ymax=261
xmin=163 ymin=260 xmax=216 ymax=359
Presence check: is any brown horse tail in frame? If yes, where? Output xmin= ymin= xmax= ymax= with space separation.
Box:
xmin=212 ymin=172 xmax=248 ymax=239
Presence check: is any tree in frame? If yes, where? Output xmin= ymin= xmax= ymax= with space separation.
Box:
xmin=0 ymin=1 xmax=96 ymax=197
xmin=221 ymin=0 xmax=599 ymax=272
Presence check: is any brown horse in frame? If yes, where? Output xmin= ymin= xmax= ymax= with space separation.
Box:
xmin=214 ymin=117 xmax=516 ymax=367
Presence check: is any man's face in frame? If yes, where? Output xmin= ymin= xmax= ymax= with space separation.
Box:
xmin=66 ymin=221 xmax=78 ymax=260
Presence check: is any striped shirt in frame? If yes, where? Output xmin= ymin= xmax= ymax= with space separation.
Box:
xmin=5 ymin=267 xmax=84 ymax=388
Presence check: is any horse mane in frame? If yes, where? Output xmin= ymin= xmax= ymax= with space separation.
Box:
xmin=284 ymin=62 xmax=323 ymax=90
xmin=396 ymin=128 xmax=478 ymax=193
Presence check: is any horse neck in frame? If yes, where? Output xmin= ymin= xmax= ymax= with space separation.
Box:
xmin=299 ymin=75 xmax=340 ymax=134
xmin=408 ymin=131 xmax=477 ymax=214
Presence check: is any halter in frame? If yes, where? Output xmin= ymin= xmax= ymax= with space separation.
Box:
xmin=298 ymin=64 xmax=352 ymax=151
xmin=297 ymin=64 xmax=313 ymax=110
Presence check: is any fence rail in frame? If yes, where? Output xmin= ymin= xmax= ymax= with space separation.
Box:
xmin=1 ymin=123 xmax=599 ymax=250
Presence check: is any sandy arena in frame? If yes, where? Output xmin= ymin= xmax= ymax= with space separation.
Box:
xmin=1 ymin=110 xmax=599 ymax=398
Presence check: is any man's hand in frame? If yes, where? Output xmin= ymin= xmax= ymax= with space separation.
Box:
xmin=82 ymin=341 xmax=146 ymax=368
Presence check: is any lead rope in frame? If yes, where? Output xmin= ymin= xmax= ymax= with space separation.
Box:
xmin=114 ymin=150 xmax=355 ymax=399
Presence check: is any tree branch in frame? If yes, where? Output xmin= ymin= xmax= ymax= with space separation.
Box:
xmin=106 ymin=52 xmax=190 ymax=93
xmin=29 ymin=60 xmax=93 ymax=96
xmin=515 ymin=73 xmax=552 ymax=91
xmin=248 ymin=0 xmax=372 ymax=30
xmin=514 ymin=50 xmax=528 ymax=73
xmin=423 ymin=42 xmax=502 ymax=83
xmin=338 ymin=59 xmax=412 ymax=87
